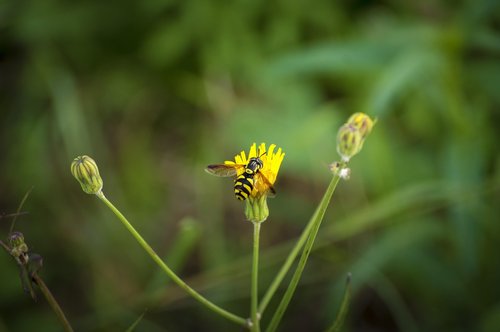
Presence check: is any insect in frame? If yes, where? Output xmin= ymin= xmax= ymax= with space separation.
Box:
xmin=205 ymin=154 xmax=275 ymax=200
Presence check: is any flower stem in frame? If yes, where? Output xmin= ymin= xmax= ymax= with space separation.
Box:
xmin=32 ymin=273 xmax=74 ymax=332
xmin=258 ymin=201 xmax=316 ymax=314
xmin=251 ymin=221 xmax=261 ymax=332
xmin=0 ymin=240 xmax=9 ymax=252
xmin=96 ymin=192 xmax=247 ymax=327
xmin=266 ymin=174 xmax=342 ymax=332
xmin=325 ymin=273 xmax=352 ymax=332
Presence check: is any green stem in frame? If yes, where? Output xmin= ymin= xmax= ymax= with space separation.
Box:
xmin=0 ymin=240 xmax=9 ymax=252
xmin=32 ymin=273 xmax=74 ymax=332
xmin=259 ymin=198 xmax=319 ymax=314
xmin=96 ymin=192 xmax=247 ymax=327
xmin=266 ymin=174 xmax=342 ymax=332
xmin=325 ymin=273 xmax=351 ymax=332
xmin=251 ymin=221 xmax=261 ymax=332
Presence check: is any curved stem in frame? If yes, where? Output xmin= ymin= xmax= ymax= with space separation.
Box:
xmin=32 ymin=273 xmax=74 ymax=332
xmin=266 ymin=174 xmax=342 ymax=332
xmin=325 ymin=273 xmax=351 ymax=332
xmin=251 ymin=221 xmax=261 ymax=332
xmin=96 ymin=192 xmax=247 ymax=327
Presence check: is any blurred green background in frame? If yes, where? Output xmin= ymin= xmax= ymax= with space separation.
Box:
xmin=1 ymin=0 xmax=500 ymax=331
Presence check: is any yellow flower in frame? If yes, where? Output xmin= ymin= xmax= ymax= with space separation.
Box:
xmin=224 ymin=142 xmax=285 ymax=199
xmin=212 ymin=143 xmax=284 ymax=223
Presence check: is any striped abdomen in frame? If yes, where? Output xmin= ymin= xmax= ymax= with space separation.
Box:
xmin=234 ymin=172 xmax=255 ymax=201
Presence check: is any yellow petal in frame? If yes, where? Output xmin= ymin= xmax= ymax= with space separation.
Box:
xmin=258 ymin=143 xmax=266 ymax=156
xmin=267 ymin=144 xmax=276 ymax=160
xmin=235 ymin=153 xmax=244 ymax=165
xmin=249 ymin=143 xmax=257 ymax=158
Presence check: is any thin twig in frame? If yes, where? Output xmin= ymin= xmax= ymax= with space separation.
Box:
xmin=0 ymin=239 xmax=10 ymax=252
xmin=9 ymin=186 xmax=34 ymax=233
xmin=32 ymin=273 xmax=74 ymax=332
xmin=0 ymin=212 xmax=29 ymax=220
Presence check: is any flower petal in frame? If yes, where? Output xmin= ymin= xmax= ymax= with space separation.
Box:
xmin=249 ymin=143 xmax=257 ymax=158
xmin=258 ymin=143 xmax=266 ymax=156
xmin=268 ymin=144 xmax=276 ymax=159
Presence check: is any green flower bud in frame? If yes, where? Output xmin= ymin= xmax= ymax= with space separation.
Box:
xmin=71 ymin=155 xmax=103 ymax=194
xmin=9 ymin=231 xmax=27 ymax=251
xmin=245 ymin=195 xmax=269 ymax=223
xmin=8 ymin=231 xmax=29 ymax=260
xmin=336 ymin=123 xmax=362 ymax=162
xmin=347 ymin=112 xmax=375 ymax=140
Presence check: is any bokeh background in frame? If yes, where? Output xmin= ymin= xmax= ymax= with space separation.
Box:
xmin=1 ymin=0 xmax=500 ymax=331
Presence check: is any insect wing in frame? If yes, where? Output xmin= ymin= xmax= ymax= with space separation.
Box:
xmin=256 ymin=173 xmax=276 ymax=197
xmin=205 ymin=164 xmax=242 ymax=177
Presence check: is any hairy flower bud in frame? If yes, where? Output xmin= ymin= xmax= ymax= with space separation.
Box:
xmin=71 ymin=155 xmax=103 ymax=194
xmin=336 ymin=123 xmax=362 ymax=162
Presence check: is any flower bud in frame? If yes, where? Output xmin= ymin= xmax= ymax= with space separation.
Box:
xmin=71 ymin=155 xmax=103 ymax=194
xmin=9 ymin=231 xmax=27 ymax=251
xmin=336 ymin=123 xmax=362 ymax=162
xmin=8 ymin=231 xmax=29 ymax=260
xmin=347 ymin=112 xmax=375 ymax=141
xmin=245 ymin=195 xmax=269 ymax=223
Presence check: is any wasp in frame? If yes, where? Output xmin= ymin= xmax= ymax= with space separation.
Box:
xmin=205 ymin=154 xmax=275 ymax=200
